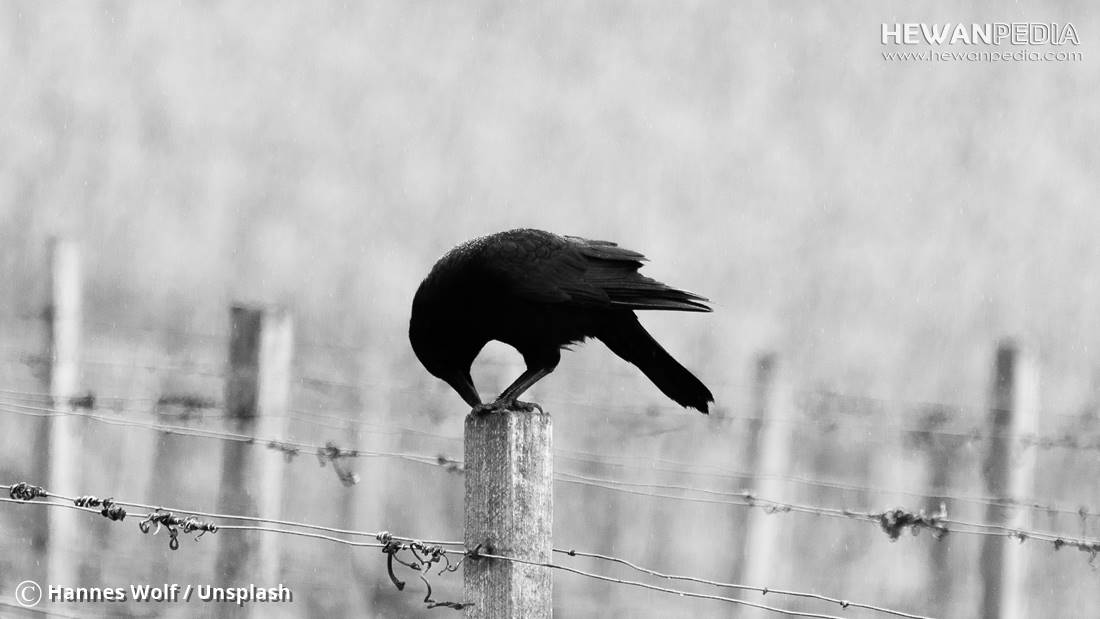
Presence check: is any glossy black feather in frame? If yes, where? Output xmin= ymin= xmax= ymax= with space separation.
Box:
xmin=409 ymin=228 xmax=714 ymax=413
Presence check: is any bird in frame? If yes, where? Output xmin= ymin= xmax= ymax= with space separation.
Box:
xmin=409 ymin=228 xmax=714 ymax=414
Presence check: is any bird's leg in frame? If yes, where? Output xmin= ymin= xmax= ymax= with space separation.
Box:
xmin=485 ymin=366 xmax=552 ymax=413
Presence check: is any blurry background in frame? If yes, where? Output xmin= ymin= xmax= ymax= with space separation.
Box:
xmin=1 ymin=1 xmax=1098 ymax=617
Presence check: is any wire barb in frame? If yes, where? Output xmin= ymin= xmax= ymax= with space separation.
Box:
xmin=69 ymin=392 xmax=96 ymax=410
xmin=74 ymin=495 xmax=127 ymax=521
xmin=318 ymin=441 xmax=361 ymax=486
xmin=377 ymin=531 xmax=471 ymax=610
xmin=267 ymin=440 xmax=301 ymax=462
xmin=877 ymin=504 xmax=949 ymax=541
xmin=139 ymin=510 xmax=218 ymax=550
xmin=9 ymin=482 xmax=47 ymax=501
xmin=436 ymin=454 xmax=464 ymax=474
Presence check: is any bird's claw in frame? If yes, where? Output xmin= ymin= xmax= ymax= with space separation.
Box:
xmin=471 ymin=402 xmax=505 ymax=416
xmin=508 ymin=399 xmax=544 ymax=414
xmin=471 ymin=399 xmax=544 ymax=415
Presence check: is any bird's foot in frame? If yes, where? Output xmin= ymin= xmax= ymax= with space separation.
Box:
xmin=507 ymin=399 xmax=544 ymax=414
xmin=471 ymin=401 xmax=506 ymax=415
xmin=471 ymin=398 xmax=545 ymax=415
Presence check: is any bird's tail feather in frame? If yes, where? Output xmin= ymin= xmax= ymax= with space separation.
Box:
xmin=597 ymin=316 xmax=713 ymax=414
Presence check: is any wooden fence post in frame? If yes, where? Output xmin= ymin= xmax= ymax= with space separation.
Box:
xmin=464 ymin=408 xmax=552 ymax=618
xmin=216 ymin=305 xmax=293 ymax=595
xmin=979 ymin=339 xmax=1039 ymax=619
xmin=354 ymin=350 xmax=392 ymax=614
xmin=32 ymin=239 xmax=82 ymax=588
xmin=740 ymin=353 xmax=792 ymax=617
xmin=912 ymin=407 xmax=962 ymax=618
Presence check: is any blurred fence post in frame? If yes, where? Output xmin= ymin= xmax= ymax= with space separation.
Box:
xmin=216 ymin=305 xmax=293 ymax=597
xmin=979 ymin=340 xmax=1039 ymax=619
xmin=464 ymin=407 xmax=552 ymax=618
xmin=335 ymin=350 xmax=368 ymax=617
xmin=913 ymin=407 xmax=963 ymax=618
xmin=32 ymin=239 xmax=82 ymax=587
xmin=354 ymin=350 xmax=392 ymax=614
xmin=740 ymin=353 xmax=792 ymax=617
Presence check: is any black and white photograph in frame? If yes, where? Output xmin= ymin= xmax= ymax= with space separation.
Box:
xmin=0 ymin=2 xmax=1095 ymax=618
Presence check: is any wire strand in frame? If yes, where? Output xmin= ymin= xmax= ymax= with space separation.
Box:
xmin=4 ymin=396 xmax=1100 ymax=556
xmin=553 ymin=470 xmax=1100 ymax=553
xmin=0 ymin=401 xmax=444 ymax=468
xmin=1 ymin=391 xmax=1094 ymax=522
xmin=552 ymin=548 xmax=932 ymax=619
xmin=2 ymin=484 xmax=930 ymax=619
xmin=474 ymin=551 xmax=849 ymax=619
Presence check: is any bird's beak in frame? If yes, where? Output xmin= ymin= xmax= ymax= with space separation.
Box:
xmin=448 ymin=372 xmax=482 ymax=409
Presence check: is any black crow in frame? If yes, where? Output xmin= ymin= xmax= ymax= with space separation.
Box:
xmin=409 ymin=229 xmax=713 ymax=413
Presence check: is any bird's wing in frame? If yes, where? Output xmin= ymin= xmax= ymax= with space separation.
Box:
xmin=479 ymin=231 xmax=709 ymax=312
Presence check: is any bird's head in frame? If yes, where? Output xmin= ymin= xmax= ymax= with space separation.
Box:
xmin=409 ymin=290 xmax=483 ymax=409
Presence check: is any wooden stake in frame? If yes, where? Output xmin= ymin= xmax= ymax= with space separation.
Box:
xmin=34 ymin=239 xmax=82 ymax=588
xmin=914 ymin=406 xmax=962 ymax=618
xmin=216 ymin=305 xmax=293 ymax=596
xmin=464 ymin=408 xmax=552 ymax=618
xmin=740 ymin=354 xmax=792 ymax=618
xmin=979 ymin=340 xmax=1039 ymax=619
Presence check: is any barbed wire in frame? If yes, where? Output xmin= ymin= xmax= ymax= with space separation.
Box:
xmin=0 ymin=406 xmax=992 ymax=555
xmin=104 ymin=392 xmax=1100 ymax=522
xmin=0 ymin=321 xmax=976 ymax=417
xmin=2 ymin=482 xmax=932 ymax=618
xmin=4 ymin=391 xmax=1099 ymax=550
xmin=0 ymin=387 xmax=1059 ymax=466
xmin=1 ymin=402 xmax=1095 ymax=548
xmin=553 ymin=548 xmax=930 ymax=619
xmin=554 ymin=470 xmax=1100 ymax=559
xmin=2 ymin=394 xmax=1098 ymax=539
xmin=0 ymin=400 xmax=447 ymax=474
xmin=3 ymin=353 xmax=224 ymax=378
xmin=10 ymin=403 xmax=1082 ymax=563
xmin=80 ymin=358 xmax=224 ymax=375
xmin=1 ymin=483 xmax=471 ymax=612
xmin=553 ymin=451 xmax=1098 ymax=522
xmin=0 ymin=397 xmax=980 ymax=511
xmin=11 ymin=389 xmax=1091 ymax=526
xmin=471 ymin=550 xmax=895 ymax=619
xmin=5 ymin=377 xmax=1100 ymax=459
xmin=83 ymin=320 xmax=370 ymax=354
xmin=84 ymin=320 xmax=229 ymax=343
xmin=0 ymin=388 xmax=164 ymax=404
xmin=0 ymin=482 xmax=463 ymax=547
xmin=8 ymin=324 xmax=1097 ymax=426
